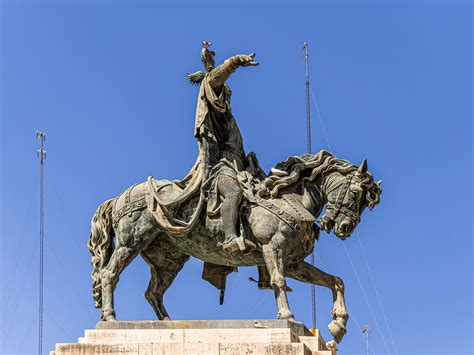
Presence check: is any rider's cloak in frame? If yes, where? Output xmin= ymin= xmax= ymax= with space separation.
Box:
xmin=147 ymin=58 xmax=248 ymax=235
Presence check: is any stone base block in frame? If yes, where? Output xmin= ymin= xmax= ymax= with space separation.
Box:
xmin=51 ymin=320 xmax=334 ymax=355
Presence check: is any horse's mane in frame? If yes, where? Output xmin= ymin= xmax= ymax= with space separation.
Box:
xmin=262 ymin=150 xmax=381 ymax=208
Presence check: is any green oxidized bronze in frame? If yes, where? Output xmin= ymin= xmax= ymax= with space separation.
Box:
xmin=87 ymin=42 xmax=382 ymax=345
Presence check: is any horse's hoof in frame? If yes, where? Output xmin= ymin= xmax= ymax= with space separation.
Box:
xmin=326 ymin=340 xmax=338 ymax=351
xmin=277 ymin=309 xmax=294 ymax=320
xmin=328 ymin=319 xmax=346 ymax=343
xmin=101 ymin=310 xmax=116 ymax=322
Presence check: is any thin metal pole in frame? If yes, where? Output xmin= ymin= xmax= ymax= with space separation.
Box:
xmin=367 ymin=328 xmax=369 ymax=355
xmin=302 ymin=42 xmax=316 ymax=331
xmin=36 ymin=131 xmax=46 ymax=355
xmin=363 ymin=325 xmax=370 ymax=355
xmin=304 ymin=42 xmax=312 ymax=155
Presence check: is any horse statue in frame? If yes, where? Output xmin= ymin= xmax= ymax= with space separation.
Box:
xmin=87 ymin=150 xmax=382 ymax=344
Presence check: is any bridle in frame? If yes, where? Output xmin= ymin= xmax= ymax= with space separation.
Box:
xmin=324 ymin=173 xmax=360 ymax=225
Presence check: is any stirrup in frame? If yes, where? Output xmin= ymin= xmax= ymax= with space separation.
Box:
xmin=223 ymin=236 xmax=246 ymax=252
xmin=222 ymin=236 xmax=257 ymax=253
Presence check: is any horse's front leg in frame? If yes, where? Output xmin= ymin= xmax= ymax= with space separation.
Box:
xmin=286 ymin=261 xmax=348 ymax=343
xmin=262 ymin=233 xmax=294 ymax=320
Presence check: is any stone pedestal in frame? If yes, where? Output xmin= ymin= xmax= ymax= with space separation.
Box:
xmin=51 ymin=319 xmax=335 ymax=355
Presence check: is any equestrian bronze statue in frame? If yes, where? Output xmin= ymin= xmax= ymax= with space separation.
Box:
xmin=87 ymin=42 xmax=382 ymax=345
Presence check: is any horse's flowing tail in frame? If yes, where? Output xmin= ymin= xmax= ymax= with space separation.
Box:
xmin=87 ymin=198 xmax=115 ymax=308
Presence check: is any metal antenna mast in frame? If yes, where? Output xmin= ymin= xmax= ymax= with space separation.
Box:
xmin=362 ymin=325 xmax=370 ymax=355
xmin=36 ymin=131 xmax=46 ymax=355
xmin=303 ymin=42 xmax=312 ymax=154
xmin=301 ymin=42 xmax=316 ymax=332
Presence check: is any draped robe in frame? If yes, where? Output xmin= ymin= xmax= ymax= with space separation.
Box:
xmin=148 ymin=56 xmax=248 ymax=235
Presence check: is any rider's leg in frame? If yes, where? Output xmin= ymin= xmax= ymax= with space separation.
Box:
xmin=217 ymin=174 xmax=243 ymax=247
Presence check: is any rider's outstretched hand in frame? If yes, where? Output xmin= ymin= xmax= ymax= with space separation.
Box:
xmin=238 ymin=53 xmax=259 ymax=67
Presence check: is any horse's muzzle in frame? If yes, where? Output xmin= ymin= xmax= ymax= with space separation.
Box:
xmin=334 ymin=217 xmax=355 ymax=240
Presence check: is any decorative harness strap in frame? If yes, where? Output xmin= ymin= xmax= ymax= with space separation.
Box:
xmin=254 ymin=196 xmax=314 ymax=254
xmin=112 ymin=184 xmax=146 ymax=228
xmin=328 ymin=173 xmax=360 ymax=224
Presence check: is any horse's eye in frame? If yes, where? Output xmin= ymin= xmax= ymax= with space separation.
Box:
xmin=350 ymin=188 xmax=360 ymax=196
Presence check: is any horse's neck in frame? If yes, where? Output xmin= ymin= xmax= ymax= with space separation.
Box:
xmin=286 ymin=179 xmax=324 ymax=219
xmin=320 ymin=171 xmax=342 ymax=202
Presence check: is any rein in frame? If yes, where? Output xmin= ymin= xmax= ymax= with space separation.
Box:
xmin=325 ymin=173 xmax=360 ymax=224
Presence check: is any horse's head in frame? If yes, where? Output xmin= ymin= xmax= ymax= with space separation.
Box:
xmin=320 ymin=159 xmax=382 ymax=240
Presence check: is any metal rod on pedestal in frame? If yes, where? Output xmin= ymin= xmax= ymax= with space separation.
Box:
xmin=36 ymin=131 xmax=46 ymax=355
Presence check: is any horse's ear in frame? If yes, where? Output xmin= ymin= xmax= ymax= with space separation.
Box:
xmin=358 ymin=159 xmax=368 ymax=175
xmin=376 ymin=179 xmax=383 ymax=186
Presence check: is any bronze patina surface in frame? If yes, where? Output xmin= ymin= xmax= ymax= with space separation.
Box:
xmin=87 ymin=42 xmax=382 ymax=345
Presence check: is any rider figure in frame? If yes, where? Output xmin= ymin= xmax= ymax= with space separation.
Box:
xmin=192 ymin=41 xmax=258 ymax=252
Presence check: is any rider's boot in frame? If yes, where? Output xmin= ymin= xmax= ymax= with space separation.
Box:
xmin=221 ymin=186 xmax=245 ymax=252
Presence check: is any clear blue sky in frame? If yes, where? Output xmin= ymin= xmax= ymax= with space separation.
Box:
xmin=1 ymin=1 xmax=472 ymax=354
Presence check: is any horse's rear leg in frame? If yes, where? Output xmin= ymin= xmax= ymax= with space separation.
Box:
xmin=141 ymin=239 xmax=190 ymax=320
xmin=101 ymin=244 xmax=139 ymax=321
xmin=262 ymin=234 xmax=294 ymax=320
xmin=286 ymin=261 xmax=348 ymax=343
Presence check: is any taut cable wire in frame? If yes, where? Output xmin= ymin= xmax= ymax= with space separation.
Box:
xmin=356 ymin=232 xmax=398 ymax=354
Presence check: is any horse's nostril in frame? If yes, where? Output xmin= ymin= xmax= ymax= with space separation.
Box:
xmin=340 ymin=220 xmax=351 ymax=233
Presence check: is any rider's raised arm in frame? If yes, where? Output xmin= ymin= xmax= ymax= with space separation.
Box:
xmin=208 ymin=54 xmax=258 ymax=89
